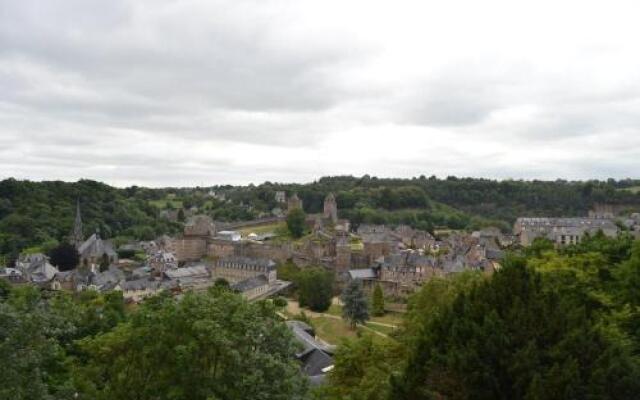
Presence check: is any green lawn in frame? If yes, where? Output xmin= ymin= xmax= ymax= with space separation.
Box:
xmin=312 ymin=316 xmax=394 ymax=345
xmin=312 ymin=316 xmax=359 ymax=344
xmin=326 ymin=304 xmax=342 ymax=317
xmin=370 ymin=311 xmax=404 ymax=326
xmin=326 ymin=304 xmax=403 ymax=327
xmin=365 ymin=322 xmax=397 ymax=336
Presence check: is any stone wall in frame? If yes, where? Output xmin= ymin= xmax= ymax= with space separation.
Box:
xmin=174 ymin=237 xmax=207 ymax=261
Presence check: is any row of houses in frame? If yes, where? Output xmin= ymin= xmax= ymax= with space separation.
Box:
xmin=1 ymin=254 xmax=289 ymax=304
xmin=347 ymin=230 xmax=505 ymax=296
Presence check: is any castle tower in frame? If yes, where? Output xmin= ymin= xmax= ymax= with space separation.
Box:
xmin=336 ymin=236 xmax=351 ymax=273
xmin=70 ymin=199 xmax=84 ymax=248
xmin=323 ymin=193 xmax=338 ymax=224
xmin=287 ymin=193 xmax=303 ymax=212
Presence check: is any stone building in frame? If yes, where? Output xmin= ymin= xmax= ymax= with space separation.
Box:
xmin=174 ymin=215 xmax=217 ymax=261
xmin=335 ymin=236 xmax=351 ymax=274
xmin=211 ymin=256 xmax=281 ymax=301
xmin=232 ymin=275 xmax=271 ymax=300
xmin=16 ymin=253 xmax=59 ymax=286
xmin=212 ymin=256 xmax=277 ymax=285
xmin=323 ymin=193 xmax=338 ymax=224
xmin=287 ymin=193 xmax=303 ymax=212
xmin=208 ymin=239 xmax=236 ymax=259
xmin=78 ymin=232 xmax=118 ymax=269
xmin=514 ymin=217 xmax=619 ymax=247
xmin=275 ymin=191 xmax=287 ymax=204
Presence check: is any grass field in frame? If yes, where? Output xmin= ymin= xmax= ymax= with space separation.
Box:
xmin=312 ymin=316 xmax=359 ymax=343
xmin=326 ymin=303 xmax=403 ymax=326
xmin=365 ymin=322 xmax=397 ymax=336
xmin=285 ymin=300 xmax=400 ymax=344
xmin=312 ymin=316 xmax=396 ymax=344
xmin=371 ymin=312 xmax=404 ymax=326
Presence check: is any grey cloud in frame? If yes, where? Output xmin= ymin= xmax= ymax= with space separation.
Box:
xmin=0 ymin=0 xmax=370 ymax=151
xmin=1 ymin=1 xmax=640 ymax=186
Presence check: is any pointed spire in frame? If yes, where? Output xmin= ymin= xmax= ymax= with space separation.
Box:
xmin=70 ymin=198 xmax=84 ymax=248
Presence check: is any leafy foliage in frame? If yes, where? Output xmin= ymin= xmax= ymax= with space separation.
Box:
xmin=318 ymin=335 xmax=405 ymax=400
xmin=48 ymin=242 xmax=80 ymax=271
xmin=286 ymin=207 xmax=307 ymax=238
xmin=371 ymin=283 xmax=385 ymax=317
xmin=297 ymin=267 xmax=334 ymax=312
xmin=391 ymin=255 xmax=640 ymax=400
xmin=0 ymin=285 xmax=308 ymax=400
xmin=73 ymin=289 xmax=307 ymax=400
xmin=0 ymin=179 xmax=180 ymax=261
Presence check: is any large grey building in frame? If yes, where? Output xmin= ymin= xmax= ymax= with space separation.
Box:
xmin=514 ymin=217 xmax=619 ymax=247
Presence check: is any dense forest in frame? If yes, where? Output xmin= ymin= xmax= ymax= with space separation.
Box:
xmin=2 ymin=176 xmax=640 ymax=262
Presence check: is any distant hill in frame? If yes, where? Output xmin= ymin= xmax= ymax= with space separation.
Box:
xmin=0 ymin=179 xmax=180 ymax=261
xmin=2 ymin=176 xmax=640 ymax=261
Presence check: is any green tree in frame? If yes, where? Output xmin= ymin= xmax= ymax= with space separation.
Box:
xmin=0 ymin=287 xmax=76 ymax=400
xmin=277 ymin=260 xmax=301 ymax=282
xmin=273 ymin=296 xmax=288 ymax=308
xmin=72 ymin=290 xmax=308 ymax=400
xmin=319 ymin=335 xmax=404 ymax=400
xmin=214 ymin=277 xmax=230 ymax=289
xmin=371 ymin=283 xmax=385 ymax=317
xmin=391 ymin=259 xmax=640 ymax=400
xmin=48 ymin=242 xmax=80 ymax=271
xmin=0 ymin=278 xmax=11 ymax=301
xmin=286 ymin=207 xmax=306 ymax=238
xmin=341 ymin=280 xmax=369 ymax=329
xmin=297 ymin=268 xmax=334 ymax=312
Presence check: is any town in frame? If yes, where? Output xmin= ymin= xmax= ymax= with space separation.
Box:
xmin=3 ymin=184 xmax=640 ymax=387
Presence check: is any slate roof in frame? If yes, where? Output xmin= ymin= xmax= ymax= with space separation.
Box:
xmin=121 ymin=278 xmax=163 ymax=291
xmin=16 ymin=253 xmax=59 ymax=283
xmin=215 ymin=257 xmax=276 ymax=271
xmin=164 ymin=265 xmax=210 ymax=279
xmin=286 ymin=320 xmax=335 ymax=378
xmin=486 ymin=248 xmax=505 ymax=260
xmin=78 ymin=233 xmax=117 ymax=259
xmin=348 ymin=268 xmax=377 ymax=280
xmin=91 ymin=266 xmax=125 ymax=288
xmin=231 ymin=274 xmax=269 ymax=292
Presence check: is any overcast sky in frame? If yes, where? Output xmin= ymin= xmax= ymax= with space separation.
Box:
xmin=1 ymin=0 xmax=639 ymax=187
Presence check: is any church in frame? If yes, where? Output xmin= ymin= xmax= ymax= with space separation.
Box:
xmin=70 ymin=200 xmax=118 ymax=269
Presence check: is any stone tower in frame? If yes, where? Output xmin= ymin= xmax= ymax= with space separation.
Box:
xmin=335 ymin=236 xmax=351 ymax=273
xmin=287 ymin=193 xmax=303 ymax=212
xmin=70 ymin=199 xmax=84 ymax=248
xmin=323 ymin=193 xmax=338 ymax=224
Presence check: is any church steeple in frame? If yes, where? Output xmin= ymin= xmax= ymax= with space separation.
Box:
xmin=70 ymin=198 xmax=84 ymax=248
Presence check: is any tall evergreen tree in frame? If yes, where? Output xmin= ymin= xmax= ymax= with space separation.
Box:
xmin=341 ymin=279 xmax=369 ymax=329
xmin=371 ymin=283 xmax=385 ymax=316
